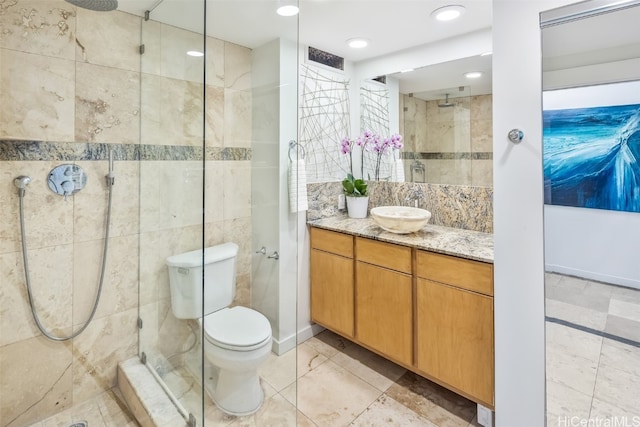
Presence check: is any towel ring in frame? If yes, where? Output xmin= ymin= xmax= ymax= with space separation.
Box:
xmin=288 ymin=140 xmax=305 ymax=161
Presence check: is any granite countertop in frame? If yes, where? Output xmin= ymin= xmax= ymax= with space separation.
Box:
xmin=308 ymin=214 xmax=494 ymax=263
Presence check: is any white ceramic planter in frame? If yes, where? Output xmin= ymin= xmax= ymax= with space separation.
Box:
xmin=346 ymin=196 xmax=369 ymax=219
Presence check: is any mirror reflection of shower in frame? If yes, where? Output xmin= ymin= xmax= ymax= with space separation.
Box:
xmin=14 ymin=151 xmax=116 ymax=341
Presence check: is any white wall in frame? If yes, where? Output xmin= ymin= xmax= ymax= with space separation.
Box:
xmin=251 ymin=38 xmax=299 ymax=354
xmin=492 ymin=0 xmax=576 ymax=425
xmin=545 ymin=205 xmax=640 ymax=288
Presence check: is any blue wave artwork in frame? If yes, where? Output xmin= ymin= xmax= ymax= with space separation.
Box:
xmin=543 ymin=103 xmax=640 ymax=213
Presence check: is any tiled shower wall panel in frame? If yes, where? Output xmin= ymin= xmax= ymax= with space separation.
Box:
xmin=0 ymin=1 xmax=253 ymax=425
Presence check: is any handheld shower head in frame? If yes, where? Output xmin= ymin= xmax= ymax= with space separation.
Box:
xmin=14 ymin=176 xmax=32 ymax=197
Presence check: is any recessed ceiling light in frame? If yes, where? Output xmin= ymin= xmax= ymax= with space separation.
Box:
xmin=347 ymin=38 xmax=369 ymax=49
xmin=431 ymin=5 xmax=465 ymax=21
xmin=464 ymin=71 xmax=483 ymax=79
xmin=187 ymin=50 xmax=204 ymax=57
xmin=276 ymin=1 xmax=299 ymax=16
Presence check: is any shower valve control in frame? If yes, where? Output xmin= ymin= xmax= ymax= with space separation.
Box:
xmin=48 ymin=164 xmax=87 ymax=200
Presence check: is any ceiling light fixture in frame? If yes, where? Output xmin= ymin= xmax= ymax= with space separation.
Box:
xmin=464 ymin=71 xmax=483 ymax=79
xmin=347 ymin=38 xmax=369 ymax=49
xmin=187 ymin=50 xmax=204 ymax=57
xmin=400 ymin=68 xmax=415 ymax=73
xmin=276 ymin=1 xmax=299 ymax=16
xmin=480 ymin=51 xmax=493 ymax=56
xmin=431 ymin=5 xmax=466 ymax=21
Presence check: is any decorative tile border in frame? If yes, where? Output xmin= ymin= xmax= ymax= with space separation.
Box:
xmin=0 ymin=140 xmax=251 ymax=161
xmin=401 ymin=152 xmax=493 ymax=160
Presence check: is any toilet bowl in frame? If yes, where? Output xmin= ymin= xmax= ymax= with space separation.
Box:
xmin=166 ymin=243 xmax=273 ymax=416
xmin=200 ymin=306 xmax=272 ymax=415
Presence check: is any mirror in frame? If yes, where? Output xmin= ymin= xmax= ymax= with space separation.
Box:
xmin=361 ymin=54 xmax=493 ymax=186
xmin=541 ymin=2 xmax=640 ymax=426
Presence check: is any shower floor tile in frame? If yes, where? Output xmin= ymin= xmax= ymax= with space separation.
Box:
xmin=27 ymin=389 xmax=137 ymax=427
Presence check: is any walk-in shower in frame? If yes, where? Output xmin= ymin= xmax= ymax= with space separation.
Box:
xmin=14 ymin=154 xmax=115 ymax=341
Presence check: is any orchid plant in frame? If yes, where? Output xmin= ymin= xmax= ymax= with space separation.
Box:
xmin=340 ymin=131 xmax=403 ymax=189
xmin=367 ymin=133 xmax=403 ymax=181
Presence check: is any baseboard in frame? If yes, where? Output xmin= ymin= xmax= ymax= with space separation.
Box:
xmin=271 ymin=324 xmax=326 ymax=355
xmin=546 ymin=264 xmax=640 ymax=290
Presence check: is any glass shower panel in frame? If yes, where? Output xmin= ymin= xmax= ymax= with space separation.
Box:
xmin=138 ymin=0 xmax=299 ymax=424
xmin=138 ymin=0 xmax=206 ymax=424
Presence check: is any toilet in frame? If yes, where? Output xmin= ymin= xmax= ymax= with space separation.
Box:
xmin=166 ymin=242 xmax=272 ymax=416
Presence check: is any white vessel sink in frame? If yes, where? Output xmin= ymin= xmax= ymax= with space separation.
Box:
xmin=370 ymin=206 xmax=432 ymax=234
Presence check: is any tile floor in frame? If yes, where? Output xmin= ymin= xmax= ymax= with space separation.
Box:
xmin=545 ymin=273 xmax=640 ymax=427
xmin=27 ymin=389 xmax=137 ymax=427
xmin=29 ymin=273 xmax=640 ymax=427
xmin=162 ymin=329 xmax=481 ymax=426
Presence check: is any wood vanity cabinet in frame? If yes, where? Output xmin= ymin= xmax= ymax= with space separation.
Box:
xmin=355 ymin=238 xmax=413 ymax=366
xmin=416 ymin=250 xmax=494 ymax=408
xmin=309 ymin=226 xmax=495 ymax=408
xmin=309 ymin=227 xmax=355 ymax=338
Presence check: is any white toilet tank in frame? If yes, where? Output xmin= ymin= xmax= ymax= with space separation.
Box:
xmin=166 ymin=242 xmax=239 ymax=319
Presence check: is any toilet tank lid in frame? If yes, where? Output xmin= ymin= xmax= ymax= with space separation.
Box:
xmin=166 ymin=243 xmax=239 ymax=268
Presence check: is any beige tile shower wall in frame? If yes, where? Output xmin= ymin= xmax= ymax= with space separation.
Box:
xmin=0 ymin=2 xmax=141 ymax=425
xmin=1 ymin=2 xmax=252 ymax=426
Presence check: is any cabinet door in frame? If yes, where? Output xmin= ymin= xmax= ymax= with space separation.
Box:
xmin=310 ymin=249 xmax=354 ymax=337
xmin=356 ymin=262 xmax=412 ymax=366
xmin=416 ymin=279 xmax=494 ymax=406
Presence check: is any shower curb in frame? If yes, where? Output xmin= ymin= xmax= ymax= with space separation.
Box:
xmin=118 ymin=358 xmax=187 ymax=427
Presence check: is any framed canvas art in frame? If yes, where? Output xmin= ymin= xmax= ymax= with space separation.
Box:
xmin=543 ymin=81 xmax=640 ymax=213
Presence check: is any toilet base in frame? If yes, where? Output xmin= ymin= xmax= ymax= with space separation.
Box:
xmin=204 ymin=363 xmax=264 ymax=416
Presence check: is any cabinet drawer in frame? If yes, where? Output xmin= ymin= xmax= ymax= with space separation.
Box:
xmin=416 ymin=250 xmax=493 ymax=296
xmin=355 ymin=237 xmax=412 ymax=274
xmin=311 ymin=227 xmax=353 ymax=258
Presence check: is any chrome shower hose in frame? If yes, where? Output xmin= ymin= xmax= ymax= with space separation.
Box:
xmin=17 ymin=179 xmax=113 ymax=341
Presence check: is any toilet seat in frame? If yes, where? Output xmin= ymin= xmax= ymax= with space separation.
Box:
xmin=201 ymin=306 xmax=272 ymax=351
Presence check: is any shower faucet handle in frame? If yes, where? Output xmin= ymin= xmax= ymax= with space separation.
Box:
xmin=267 ymin=251 xmax=279 ymax=260
xmin=255 ymin=246 xmax=266 ymax=255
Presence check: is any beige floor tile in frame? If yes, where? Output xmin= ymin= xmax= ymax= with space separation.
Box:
xmin=605 ymin=315 xmax=640 ymax=342
xmin=228 ymin=393 xmax=297 ymax=426
xmin=281 ymin=382 xmax=297 ymax=406
xmin=545 ymin=347 xmax=598 ymax=396
xmin=297 ymin=341 xmax=329 ymax=378
xmin=296 ymin=359 xmax=381 ymax=426
xmin=259 ymin=349 xmax=297 ymax=392
xmin=588 ymin=397 xmax=640 ymax=421
xmin=350 ymin=394 xmax=437 ymax=426
xmin=332 ymin=343 xmax=406 ymax=392
xmin=386 ymin=372 xmax=476 ymax=427
xmin=608 ymin=299 xmax=640 ymax=323
xmin=545 ymin=298 xmax=608 ymax=331
xmin=593 ymin=362 xmax=640 ymax=414
xmin=610 ymin=286 xmax=640 ymax=305
xmin=545 ymin=379 xmax=592 ymax=427
xmin=598 ymin=339 xmax=640 ymax=377
xmin=546 ymin=322 xmax=603 ymax=363
xmin=307 ymin=330 xmax=353 ymax=358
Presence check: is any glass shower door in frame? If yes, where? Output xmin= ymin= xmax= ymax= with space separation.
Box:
xmin=138 ymin=0 xmax=300 ymax=425
xmin=138 ymin=0 xmax=207 ymax=424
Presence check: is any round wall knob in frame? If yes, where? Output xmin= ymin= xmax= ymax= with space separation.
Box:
xmin=508 ymin=129 xmax=524 ymax=143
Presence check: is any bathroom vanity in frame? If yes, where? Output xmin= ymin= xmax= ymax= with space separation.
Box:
xmin=308 ymin=217 xmax=495 ymax=409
